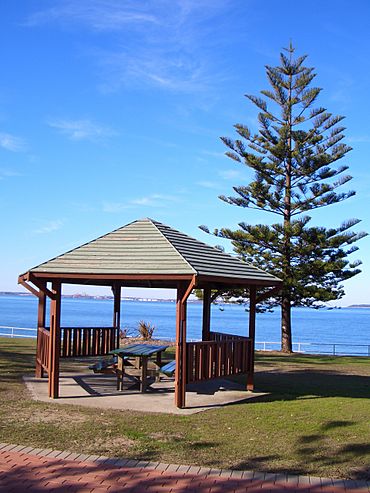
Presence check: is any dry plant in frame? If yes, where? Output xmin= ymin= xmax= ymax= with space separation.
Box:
xmin=137 ymin=320 xmax=155 ymax=340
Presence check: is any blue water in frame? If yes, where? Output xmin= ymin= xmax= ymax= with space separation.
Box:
xmin=0 ymin=295 xmax=369 ymax=355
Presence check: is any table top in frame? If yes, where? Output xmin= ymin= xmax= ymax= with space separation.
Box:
xmin=109 ymin=343 xmax=169 ymax=357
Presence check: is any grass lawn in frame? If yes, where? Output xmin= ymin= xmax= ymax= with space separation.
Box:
xmin=0 ymin=337 xmax=369 ymax=480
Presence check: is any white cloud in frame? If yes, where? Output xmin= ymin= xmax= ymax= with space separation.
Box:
xmin=34 ymin=220 xmax=64 ymax=234
xmin=201 ymin=150 xmax=225 ymax=158
xmin=347 ymin=135 xmax=370 ymax=144
xmin=99 ymin=48 xmax=211 ymax=94
xmin=0 ymin=132 xmax=25 ymax=152
xmin=102 ymin=202 xmax=133 ymax=213
xmin=132 ymin=194 xmax=179 ymax=206
xmin=25 ymin=1 xmax=227 ymax=31
xmin=218 ymin=169 xmax=240 ymax=180
xmin=25 ymin=1 xmax=159 ymax=31
xmin=197 ymin=180 xmax=219 ymax=189
xmin=0 ymin=168 xmax=22 ymax=179
xmin=103 ymin=193 xmax=180 ymax=212
xmin=48 ymin=118 xmax=115 ymax=141
xmin=26 ymin=0 xmax=229 ymax=94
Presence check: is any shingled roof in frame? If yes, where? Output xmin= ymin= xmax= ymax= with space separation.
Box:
xmin=23 ymin=218 xmax=281 ymax=287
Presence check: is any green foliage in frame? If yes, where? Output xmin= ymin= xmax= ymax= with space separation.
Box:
xmin=220 ymin=218 xmax=364 ymax=307
xmin=204 ymin=44 xmax=367 ymax=349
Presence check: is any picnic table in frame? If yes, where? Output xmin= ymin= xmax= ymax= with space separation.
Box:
xmin=109 ymin=343 xmax=169 ymax=392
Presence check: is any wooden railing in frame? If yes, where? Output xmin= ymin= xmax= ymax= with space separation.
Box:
xmin=209 ymin=331 xmax=250 ymax=342
xmin=36 ymin=327 xmax=50 ymax=371
xmin=186 ymin=336 xmax=252 ymax=383
xmin=60 ymin=327 xmax=119 ymax=358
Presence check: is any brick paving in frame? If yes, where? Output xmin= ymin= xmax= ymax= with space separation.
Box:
xmin=0 ymin=443 xmax=369 ymax=493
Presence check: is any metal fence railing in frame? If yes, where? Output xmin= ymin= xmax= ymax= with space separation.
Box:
xmin=0 ymin=326 xmax=36 ymax=338
xmin=255 ymin=341 xmax=370 ymax=357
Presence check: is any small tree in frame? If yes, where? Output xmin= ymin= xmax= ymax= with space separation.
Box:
xmin=203 ymin=44 xmax=367 ymax=352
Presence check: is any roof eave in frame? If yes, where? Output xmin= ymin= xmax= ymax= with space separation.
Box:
xmin=195 ymin=274 xmax=282 ymax=289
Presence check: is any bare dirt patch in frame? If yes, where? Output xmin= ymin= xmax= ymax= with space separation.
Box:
xmin=27 ymin=409 xmax=88 ymax=425
xmin=148 ymin=432 xmax=185 ymax=443
xmin=86 ymin=436 xmax=136 ymax=455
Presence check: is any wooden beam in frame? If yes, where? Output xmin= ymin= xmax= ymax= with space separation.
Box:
xmin=202 ymin=287 xmax=211 ymax=341
xmin=247 ymin=285 xmax=256 ymax=391
xmin=30 ymin=272 xmax=194 ymax=282
xmin=196 ymin=275 xmax=282 ymax=288
xmin=175 ymin=283 xmax=187 ymax=409
xmin=175 ymin=276 xmax=196 ymax=409
xmin=48 ymin=281 xmax=61 ymax=398
xmin=112 ymin=285 xmax=121 ymax=348
xmin=35 ymin=282 xmax=46 ymax=378
xmin=18 ymin=278 xmax=41 ymax=298
xmin=29 ymin=275 xmax=56 ymax=299
xmin=181 ymin=277 xmax=196 ymax=303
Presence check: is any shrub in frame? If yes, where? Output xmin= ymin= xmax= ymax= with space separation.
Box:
xmin=137 ymin=320 xmax=155 ymax=340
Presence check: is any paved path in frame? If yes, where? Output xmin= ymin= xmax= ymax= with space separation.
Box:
xmin=0 ymin=443 xmax=369 ymax=493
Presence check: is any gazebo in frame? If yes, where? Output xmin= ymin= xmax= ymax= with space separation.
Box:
xmin=18 ymin=218 xmax=282 ymax=408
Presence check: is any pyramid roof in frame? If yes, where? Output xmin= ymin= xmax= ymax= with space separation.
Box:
xmin=23 ymin=218 xmax=281 ymax=288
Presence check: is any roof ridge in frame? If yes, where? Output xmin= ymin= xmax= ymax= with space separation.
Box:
xmin=148 ymin=220 xmax=197 ymax=275
xmin=152 ymin=219 xmax=246 ymax=262
xmin=151 ymin=220 xmax=281 ymax=282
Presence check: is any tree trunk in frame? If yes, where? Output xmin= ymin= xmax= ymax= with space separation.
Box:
xmin=281 ymin=294 xmax=292 ymax=352
xmin=281 ymin=56 xmax=294 ymax=354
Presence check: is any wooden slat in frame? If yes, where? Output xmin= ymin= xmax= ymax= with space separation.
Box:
xmin=87 ymin=328 xmax=92 ymax=356
xmin=68 ymin=328 xmax=73 ymax=357
xmin=61 ymin=328 xmax=67 ymax=357
xmin=59 ymin=327 xmax=119 ymax=358
xmin=185 ymin=336 xmax=252 ymax=384
xmin=37 ymin=327 xmax=50 ymax=371
xmin=101 ymin=328 xmax=106 ymax=354
xmin=82 ymin=328 xmax=87 ymax=356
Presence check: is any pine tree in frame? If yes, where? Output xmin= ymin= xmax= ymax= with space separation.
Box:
xmin=203 ymin=44 xmax=367 ymax=352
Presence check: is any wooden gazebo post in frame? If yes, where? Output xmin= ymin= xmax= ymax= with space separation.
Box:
xmin=175 ymin=277 xmax=196 ymax=408
xmin=35 ymin=281 xmax=46 ymax=378
xmin=112 ymin=285 xmax=121 ymax=347
xmin=202 ymin=287 xmax=211 ymax=341
xmin=175 ymin=283 xmax=186 ymax=409
xmin=247 ymin=285 xmax=256 ymax=391
xmin=48 ymin=281 xmax=61 ymax=398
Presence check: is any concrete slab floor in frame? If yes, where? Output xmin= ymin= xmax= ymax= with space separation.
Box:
xmin=23 ymin=371 xmax=267 ymax=415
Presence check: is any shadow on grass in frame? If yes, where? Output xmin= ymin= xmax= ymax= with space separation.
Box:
xmin=231 ymin=420 xmax=370 ymax=481
xmin=131 ymin=439 xmax=220 ymax=463
xmin=0 ymin=340 xmax=35 ymax=383
xmin=252 ymin=368 xmax=370 ymax=401
xmin=294 ymin=421 xmax=370 ymax=481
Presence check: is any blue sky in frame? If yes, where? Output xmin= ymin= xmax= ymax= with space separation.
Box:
xmin=1 ymin=0 xmax=370 ymax=305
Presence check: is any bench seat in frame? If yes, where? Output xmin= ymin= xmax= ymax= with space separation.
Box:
xmin=160 ymin=360 xmax=176 ymax=377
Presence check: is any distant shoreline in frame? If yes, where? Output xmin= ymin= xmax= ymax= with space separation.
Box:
xmin=347 ymin=304 xmax=370 ymax=308
xmin=0 ymin=291 xmax=201 ymax=303
xmin=1 ymin=291 xmax=368 ymax=308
